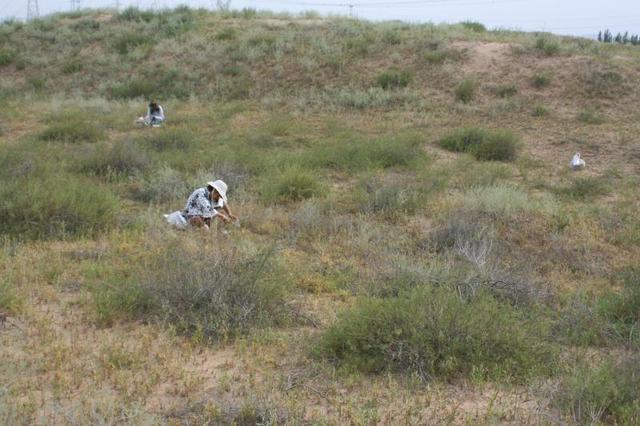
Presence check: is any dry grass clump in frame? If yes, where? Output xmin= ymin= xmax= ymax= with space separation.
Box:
xmin=92 ymin=236 xmax=291 ymax=341
xmin=458 ymin=184 xmax=558 ymax=217
xmin=76 ymin=139 xmax=151 ymax=177
xmin=455 ymin=78 xmax=477 ymax=103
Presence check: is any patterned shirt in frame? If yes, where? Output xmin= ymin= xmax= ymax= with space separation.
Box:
xmin=183 ymin=188 xmax=217 ymax=219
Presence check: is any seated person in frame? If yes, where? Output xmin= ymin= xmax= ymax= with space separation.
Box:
xmin=145 ymin=101 xmax=165 ymax=126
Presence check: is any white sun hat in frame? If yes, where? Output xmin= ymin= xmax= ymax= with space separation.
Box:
xmin=207 ymin=180 xmax=228 ymax=203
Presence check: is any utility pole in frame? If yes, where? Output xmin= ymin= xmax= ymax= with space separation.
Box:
xmin=27 ymin=0 xmax=40 ymax=20
xmin=70 ymin=0 xmax=81 ymax=12
xmin=114 ymin=0 xmax=120 ymax=10
xmin=348 ymin=4 xmax=354 ymax=18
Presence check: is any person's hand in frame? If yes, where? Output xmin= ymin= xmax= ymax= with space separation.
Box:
xmin=229 ymin=213 xmax=238 ymax=221
xmin=218 ymin=213 xmax=231 ymax=224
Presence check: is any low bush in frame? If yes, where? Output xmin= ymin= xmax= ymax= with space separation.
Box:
xmin=532 ymin=104 xmax=548 ymax=117
xmin=355 ymin=179 xmax=421 ymax=218
xmin=38 ymin=120 xmax=105 ymax=143
xmin=460 ymin=21 xmax=486 ymax=32
xmin=375 ymin=69 xmax=411 ymax=90
xmin=534 ymin=37 xmax=560 ymax=56
xmin=112 ymin=32 xmax=148 ymax=55
xmin=92 ymin=240 xmax=290 ymax=341
xmin=135 ymin=165 xmax=187 ymax=204
xmin=109 ymin=79 xmax=156 ymax=100
xmin=0 ymin=175 xmax=120 ymax=240
xmin=531 ymin=72 xmax=551 ymax=88
xmin=77 ymin=139 xmax=151 ymax=176
xmin=596 ymin=267 xmax=640 ymax=346
xmin=459 ymin=184 xmax=558 ymax=217
xmin=439 ymin=127 xmax=519 ymax=162
xmin=557 ymin=356 xmax=640 ymax=425
xmin=317 ymin=286 xmax=555 ymax=382
xmin=0 ymin=48 xmax=16 ymax=66
xmin=455 ymin=78 xmax=477 ymax=103
xmin=261 ymin=167 xmax=323 ymax=203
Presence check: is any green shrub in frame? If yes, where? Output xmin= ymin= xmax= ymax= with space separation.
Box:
xmin=112 ymin=32 xmax=148 ymax=55
xmin=92 ymin=240 xmax=290 ymax=341
xmin=117 ymin=7 xmax=156 ymax=23
xmin=317 ymin=286 xmax=555 ymax=382
xmin=558 ymin=357 xmax=640 ymax=425
xmin=215 ymin=27 xmax=236 ymax=41
xmin=355 ymin=179 xmax=421 ymax=218
xmin=27 ymin=76 xmax=46 ymax=91
xmin=531 ymin=72 xmax=551 ymax=88
xmin=135 ymin=165 xmax=187 ymax=204
xmin=460 ymin=21 xmax=486 ymax=32
xmin=38 ymin=120 xmax=105 ymax=143
xmin=376 ymin=69 xmax=411 ymax=90
xmin=261 ymin=167 xmax=323 ymax=203
xmin=423 ymin=49 xmax=448 ymax=64
xmin=77 ymin=139 xmax=151 ymax=176
xmin=534 ymin=37 xmax=560 ymax=56
xmin=0 ymin=48 xmax=16 ymax=66
xmin=439 ymin=127 xmax=519 ymax=162
xmin=455 ymin=78 xmax=477 ymax=103
xmin=0 ymin=175 xmax=120 ymax=240
xmin=532 ymin=104 xmax=548 ymax=117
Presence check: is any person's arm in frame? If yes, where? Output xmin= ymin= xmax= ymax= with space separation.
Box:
xmin=158 ymin=105 xmax=165 ymax=120
xmin=223 ymin=203 xmax=238 ymax=221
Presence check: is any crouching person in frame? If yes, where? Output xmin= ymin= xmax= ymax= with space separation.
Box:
xmin=183 ymin=180 xmax=238 ymax=229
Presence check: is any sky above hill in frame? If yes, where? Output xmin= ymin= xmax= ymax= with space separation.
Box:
xmin=2 ymin=0 xmax=640 ymax=37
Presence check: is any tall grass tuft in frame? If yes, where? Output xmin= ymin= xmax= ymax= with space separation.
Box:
xmin=375 ymin=69 xmax=411 ymax=90
xmin=261 ymin=167 xmax=323 ymax=203
xmin=38 ymin=120 xmax=105 ymax=144
xmin=455 ymin=78 xmax=477 ymax=103
xmin=439 ymin=127 xmax=519 ymax=162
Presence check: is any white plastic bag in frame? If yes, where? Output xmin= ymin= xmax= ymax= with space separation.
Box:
xmin=164 ymin=211 xmax=188 ymax=229
xmin=570 ymin=152 xmax=585 ymax=170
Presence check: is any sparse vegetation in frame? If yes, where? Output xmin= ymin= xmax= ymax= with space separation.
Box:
xmin=1 ymin=8 xmax=639 ymax=424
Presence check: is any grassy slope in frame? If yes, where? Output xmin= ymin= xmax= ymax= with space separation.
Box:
xmin=1 ymin=8 xmax=640 ymax=424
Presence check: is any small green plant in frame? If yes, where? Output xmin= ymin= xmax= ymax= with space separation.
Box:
xmin=439 ymin=127 xmax=519 ymax=162
xmin=112 ymin=32 xmax=148 ymax=55
xmin=532 ymin=104 xmax=549 ymax=117
xmin=531 ymin=72 xmax=551 ymax=88
xmin=455 ymin=78 xmax=477 ymax=103
xmin=557 ymin=176 xmax=611 ymax=199
xmin=375 ymin=69 xmax=411 ymax=90
xmin=62 ymin=59 xmax=83 ymax=74
xmin=27 ymin=77 xmax=46 ymax=91
xmin=423 ymin=49 xmax=448 ymax=64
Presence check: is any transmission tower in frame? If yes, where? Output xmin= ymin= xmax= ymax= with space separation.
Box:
xmin=27 ymin=0 xmax=40 ymax=20
xmin=70 ymin=0 xmax=81 ymax=12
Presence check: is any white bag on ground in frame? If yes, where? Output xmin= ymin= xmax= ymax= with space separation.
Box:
xmin=164 ymin=211 xmax=188 ymax=229
xmin=570 ymin=152 xmax=586 ymax=170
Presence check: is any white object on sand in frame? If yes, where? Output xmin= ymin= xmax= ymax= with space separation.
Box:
xmin=164 ymin=211 xmax=188 ymax=229
xmin=570 ymin=152 xmax=586 ymax=170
